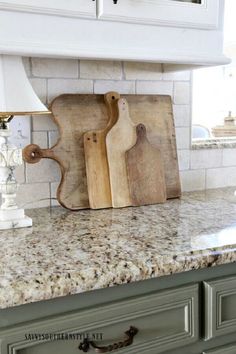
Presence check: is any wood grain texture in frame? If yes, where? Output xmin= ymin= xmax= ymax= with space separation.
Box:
xmin=126 ymin=124 xmax=166 ymax=206
xmin=23 ymin=94 xmax=114 ymax=210
xmin=106 ymin=98 xmax=137 ymax=208
xmin=123 ymin=95 xmax=181 ymax=199
xmin=84 ymin=91 xmax=120 ymax=209
xmin=23 ymin=93 xmax=180 ymax=210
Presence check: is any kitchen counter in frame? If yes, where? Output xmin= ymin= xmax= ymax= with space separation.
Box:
xmin=1 ymin=187 xmax=236 ymax=310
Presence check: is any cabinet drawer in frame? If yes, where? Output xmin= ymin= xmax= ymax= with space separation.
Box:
xmin=0 ymin=0 xmax=96 ymax=19
xmin=98 ymin=0 xmax=219 ymax=29
xmin=203 ymin=342 xmax=236 ymax=354
xmin=2 ymin=284 xmax=198 ymax=354
xmin=204 ymin=276 xmax=236 ymax=340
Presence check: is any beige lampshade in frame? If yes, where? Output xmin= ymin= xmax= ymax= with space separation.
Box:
xmin=0 ymin=55 xmax=50 ymax=115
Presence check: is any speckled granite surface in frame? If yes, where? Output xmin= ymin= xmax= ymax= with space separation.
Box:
xmin=1 ymin=187 xmax=236 ymax=309
xmin=192 ymin=138 xmax=236 ymax=149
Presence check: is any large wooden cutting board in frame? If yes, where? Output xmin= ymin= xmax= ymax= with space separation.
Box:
xmin=84 ymin=92 xmax=120 ymax=209
xmin=23 ymin=93 xmax=180 ymax=211
xmin=23 ymin=94 xmax=117 ymax=210
xmin=126 ymin=124 xmax=167 ymax=206
xmin=123 ymin=95 xmax=181 ymax=199
xmin=106 ymin=98 xmax=137 ymax=208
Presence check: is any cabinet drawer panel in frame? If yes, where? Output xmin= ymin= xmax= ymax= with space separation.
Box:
xmin=0 ymin=0 xmax=96 ymax=19
xmin=203 ymin=342 xmax=236 ymax=354
xmin=204 ymin=276 xmax=236 ymax=340
xmin=98 ymin=0 xmax=219 ymax=29
xmin=4 ymin=285 xmax=199 ymax=354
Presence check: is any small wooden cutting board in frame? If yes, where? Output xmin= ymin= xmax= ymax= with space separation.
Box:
xmin=23 ymin=94 xmax=117 ymax=210
xmin=84 ymin=92 xmax=120 ymax=209
xmin=106 ymin=98 xmax=137 ymax=208
xmin=126 ymin=124 xmax=167 ymax=206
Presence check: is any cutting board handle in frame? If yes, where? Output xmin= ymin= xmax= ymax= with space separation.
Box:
xmin=23 ymin=144 xmax=55 ymax=164
xmin=136 ymin=123 xmax=147 ymax=141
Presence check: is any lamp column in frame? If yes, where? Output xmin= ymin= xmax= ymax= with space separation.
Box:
xmin=0 ymin=118 xmax=32 ymax=229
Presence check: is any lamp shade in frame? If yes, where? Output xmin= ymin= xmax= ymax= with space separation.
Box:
xmin=0 ymin=55 xmax=50 ymax=115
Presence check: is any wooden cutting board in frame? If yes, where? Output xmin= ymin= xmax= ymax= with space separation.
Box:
xmin=23 ymin=93 xmax=180 ymax=210
xmin=123 ymin=95 xmax=181 ymax=199
xmin=106 ymin=98 xmax=137 ymax=208
xmin=23 ymin=93 xmax=117 ymax=210
xmin=84 ymin=91 xmax=120 ymax=209
xmin=126 ymin=124 xmax=167 ymax=206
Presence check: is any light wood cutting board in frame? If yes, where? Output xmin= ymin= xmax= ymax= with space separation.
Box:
xmin=23 ymin=93 xmax=180 ymax=210
xmin=23 ymin=93 xmax=117 ymax=210
xmin=106 ymin=98 xmax=137 ymax=208
xmin=84 ymin=91 xmax=120 ymax=209
xmin=123 ymin=95 xmax=181 ymax=199
xmin=126 ymin=123 xmax=167 ymax=206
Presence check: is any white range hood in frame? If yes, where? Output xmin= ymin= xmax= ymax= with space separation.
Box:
xmin=0 ymin=0 xmax=229 ymax=67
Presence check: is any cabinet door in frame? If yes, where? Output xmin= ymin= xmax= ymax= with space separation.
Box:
xmin=204 ymin=276 xmax=236 ymax=340
xmin=203 ymin=343 xmax=236 ymax=354
xmin=2 ymin=285 xmax=199 ymax=354
xmin=98 ymin=0 xmax=220 ymax=29
xmin=0 ymin=0 xmax=96 ymax=19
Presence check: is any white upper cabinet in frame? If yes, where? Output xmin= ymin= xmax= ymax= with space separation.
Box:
xmin=0 ymin=0 xmax=96 ymax=18
xmin=99 ymin=0 xmax=219 ymax=29
xmin=0 ymin=0 xmax=229 ymax=67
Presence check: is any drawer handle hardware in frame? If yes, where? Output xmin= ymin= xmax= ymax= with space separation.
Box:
xmin=113 ymin=0 xmax=118 ymax=3
xmin=78 ymin=326 xmax=138 ymax=353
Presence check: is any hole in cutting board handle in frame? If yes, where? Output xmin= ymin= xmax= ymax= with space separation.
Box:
xmin=136 ymin=123 xmax=147 ymax=137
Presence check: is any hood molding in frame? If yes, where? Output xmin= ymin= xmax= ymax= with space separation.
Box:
xmin=0 ymin=0 xmax=229 ymax=67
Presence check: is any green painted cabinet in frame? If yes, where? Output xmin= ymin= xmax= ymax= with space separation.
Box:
xmin=1 ymin=284 xmax=199 ymax=354
xmin=203 ymin=343 xmax=236 ymax=354
xmin=2 ymin=264 xmax=236 ymax=354
xmin=204 ymin=276 xmax=236 ymax=340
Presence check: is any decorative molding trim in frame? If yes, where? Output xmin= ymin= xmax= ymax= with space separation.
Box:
xmin=0 ymin=39 xmax=229 ymax=66
xmin=203 ymin=342 xmax=236 ymax=354
xmin=0 ymin=1 xmax=228 ymax=66
xmin=0 ymin=1 xmax=96 ymax=19
xmin=204 ymin=276 xmax=236 ymax=340
xmin=4 ymin=285 xmax=198 ymax=354
xmin=98 ymin=0 xmax=220 ymax=30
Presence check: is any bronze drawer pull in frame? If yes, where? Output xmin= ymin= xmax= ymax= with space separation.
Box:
xmin=78 ymin=326 xmax=138 ymax=353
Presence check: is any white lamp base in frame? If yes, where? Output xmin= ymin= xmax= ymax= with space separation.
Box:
xmin=0 ymin=208 xmax=32 ymax=230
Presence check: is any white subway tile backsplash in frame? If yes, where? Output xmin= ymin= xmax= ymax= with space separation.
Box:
xmin=124 ymin=62 xmax=162 ymax=80
xmin=190 ymin=149 xmax=222 ymax=170
xmin=17 ymin=183 xmax=50 ymax=209
xmin=16 ymin=57 xmax=236 ymax=208
xmin=176 ymin=127 xmax=190 ymax=150
xmin=32 ymin=114 xmax=58 ymax=131
xmin=173 ymin=82 xmax=190 ymax=105
xmin=178 ymin=150 xmax=190 ymax=171
xmin=32 ymin=58 xmax=79 ymax=78
xmin=80 ymin=60 xmax=122 ymax=80
xmin=48 ymin=79 xmax=93 ymax=102
xmin=222 ymin=149 xmax=236 ymax=166
xmin=32 ymin=131 xmax=48 ymax=149
xmin=29 ymin=78 xmax=47 ymax=104
xmin=15 ymin=164 xmax=25 ymax=184
xmin=206 ymin=167 xmax=236 ymax=189
xmin=136 ymin=81 xmax=173 ymax=95
xmin=50 ymin=182 xmax=60 ymax=207
xmin=180 ymin=169 xmax=206 ymax=192
xmin=163 ymin=68 xmax=190 ymax=81
xmin=26 ymin=159 xmax=60 ymax=183
xmin=173 ymin=105 xmax=190 ymax=127
xmin=48 ymin=131 xmax=59 ymax=147
xmin=94 ymin=80 xmax=135 ymax=94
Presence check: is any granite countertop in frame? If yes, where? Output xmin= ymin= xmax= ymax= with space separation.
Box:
xmin=1 ymin=187 xmax=236 ymax=309
xmin=192 ymin=137 xmax=236 ymax=149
